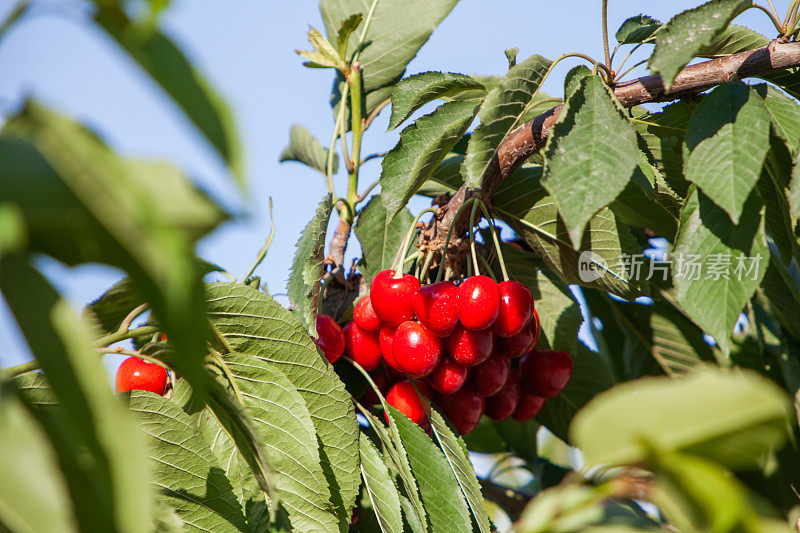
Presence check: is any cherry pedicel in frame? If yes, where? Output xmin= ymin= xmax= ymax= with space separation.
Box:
xmin=361 ymin=372 xmax=389 ymax=406
xmin=513 ymin=389 xmax=546 ymax=421
xmin=116 ymin=357 xmax=169 ymax=395
xmin=379 ymin=325 xmax=401 ymax=371
xmin=412 ymin=281 xmax=459 ymax=337
xmin=519 ymin=349 xmax=573 ymax=398
xmin=353 ymin=294 xmax=382 ymax=332
xmin=446 ymin=325 xmax=494 ymax=367
xmin=437 ymin=386 xmax=484 ymax=435
xmin=457 ymin=275 xmax=501 ymax=331
xmin=344 ymin=322 xmax=382 ymax=371
xmin=428 ymin=357 xmax=468 ymax=395
xmin=370 ymin=270 xmax=420 ymax=327
xmin=468 ymin=353 xmax=510 ymax=397
xmin=485 ymin=371 xmax=521 ymax=420
xmin=392 ymin=321 xmax=442 ymax=378
xmin=315 ymin=314 xmax=346 ymax=364
xmin=495 ymin=280 xmax=535 ymax=338
xmin=496 ymin=321 xmax=536 ymax=358
xmin=386 ymin=380 xmax=429 ymax=427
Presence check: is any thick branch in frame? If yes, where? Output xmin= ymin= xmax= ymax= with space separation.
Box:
xmin=437 ymin=39 xmax=800 ymax=243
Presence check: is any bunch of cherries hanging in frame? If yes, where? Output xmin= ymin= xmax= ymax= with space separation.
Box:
xmin=315 ymin=201 xmax=573 ymax=435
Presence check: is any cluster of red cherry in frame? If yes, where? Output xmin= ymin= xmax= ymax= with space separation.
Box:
xmin=315 ymin=269 xmax=573 ymax=435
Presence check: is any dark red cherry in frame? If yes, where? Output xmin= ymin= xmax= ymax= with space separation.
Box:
xmin=437 ymin=386 xmax=484 ymax=435
xmin=445 ymin=325 xmax=494 ymax=367
xmin=495 ymin=280 xmax=535 ymax=338
xmin=370 ymin=270 xmax=420 ymax=327
xmin=531 ymin=309 xmax=540 ymax=348
xmin=512 ymin=390 xmax=546 ymax=421
xmin=457 ymin=275 xmax=501 ymax=330
xmin=485 ymin=372 xmax=520 ymax=420
xmin=315 ymin=314 xmax=345 ymax=363
xmin=519 ymin=349 xmax=573 ymax=398
xmin=393 ymin=321 xmax=442 ymax=378
xmin=412 ymin=281 xmax=459 ymax=337
xmin=379 ymin=325 xmax=401 ymax=371
xmin=386 ymin=380 xmax=428 ymax=427
xmin=354 ymin=294 xmax=382 ymax=332
xmin=344 ymin=322 xmax=382 ymax=371
xmin=496 ymin=322 xmax=536 ymax=358
xmin=468 ymin=353 xmax=510 ymax=397
xmin=116 ymin=357 xmax=168 ymax=395
xmin=428 ymin=358 xmax=468 ymax=395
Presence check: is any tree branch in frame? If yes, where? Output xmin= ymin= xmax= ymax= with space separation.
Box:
xmin=434 ymin=39 xmax=800 ymax=247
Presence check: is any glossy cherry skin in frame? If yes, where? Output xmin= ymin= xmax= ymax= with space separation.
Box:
xmin=362 ymin=372 xmax=389 ymax=406
xmin=428 ymin=358 xmax=468 ymax=395
xmin=116 ymin=357 xmax=168 ymax=395
xmin=512 ymin=390 xmax=546 ymax=421
xmin=379 ymin=325 xmax=401 ymax=371
xmin=315 ymin=314 xmax=346 ymax=363
xmin=370 ymin=270 xmax=421 ymax=327
xmin=519 ymin=349 xmax=573 ymax=398
xmin=485 ymin=372 xmax=521 ymax=420
xmin=437 ymin=386 xmax=485 ymax=435
xmin=344 ymin=322 xmax=382 ymax=371
xmin=353 ymin=294 xmax=382 ymax=332
xmin=496 ymin=322 xmax=536 ymax=358
xmin=468 ymin=353 xmax=510 ymax=397
xmin=386 ymin=380 xmax=428 ymax=427
xmin=495 ymin=280 xmax=535 ymax=338
xmin=457 ymin=275 xmax=501 ymax=330
xmin=393 ymin=321 xmax=442 ymax=378
xmin=445 ymin=325 xmax=494 ymax=367
xmin=412 ymin=281 xmax=459 ymax=337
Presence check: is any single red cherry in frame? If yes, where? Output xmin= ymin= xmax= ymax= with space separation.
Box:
xmin=344 ymin=322 xmax=382 ymax=370
xmin=370 ymin=270 xmax=421 ymax=327
xmin=428 ymin=358 xmax=468 ymax=395
xmin=485 ymin=372 xmax=520 ymax=420
xmin=496 ymin=322 xmax=536 ymax=358
xmin=437 ymin=386 xmax=484 ymax=435
xmin=354 ymin=294 xmax=382 ymax=332
xmin=412 ymin=281 xmax=459 ymax=337
xmin=513 ymin=390 xmax=546 ymax=421
xmin=457 ymin=275 xmax=501 ymax=330
xmin=519 ymin=349 xmax=573 ymax=398
xmin=468 ymin=353 xmax=510 ymax=397
xmin=445 ymin=325 xmax=494 ymax=366
xmin=393 ymin=321 xmax=442 ymax=378
xmin=495 ymin=280 xmax=535 ymax=338
xmin=362 ymin=372 xmax=389 ymax=405
xmin=315 ymin=314 xmax=346 ymax=363
xmin=116 ymin=356 xmax=168 ymax=395
xmin=386 ymin=380 xmax=428 ymax=427
xmin=379 ymin=325 xmax=401 ymax=371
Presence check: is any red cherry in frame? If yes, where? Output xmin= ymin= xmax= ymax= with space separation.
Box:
xmin=512 ymin=390 xmax=546 ymax=421
xmin=495 ymin=280 xmax=535 ymax=338
xmin=354 ymin=294 xmax=382 ymax=332
xmin=496 ymin=322 xmax=536 ymax=358
xmin=519 ymin=349 xmax=573 ymax=398
xmin=386 ymin=380 xmax=428 ymax=427
xmin=445 ymin=325 xmax=494 ymax=367
xmin=468 ymin=353 xmax=510 ymax=397
xmin=344 ymin=322 xmax=382 ymax=370
xmin=315 ymin=314 xmax=346 ymax=363
xmin=428 ymin=358 xmax=468 ymax=395
xmin=437 ymin=386 xmax=484 ymax=435
xmin=412 ymin=281 xmax=459 ymax=337
xmin=379 ymin=325 xmax=401 ymax=371
xmin=485 ymin=372 xmax=520 ymax=420
xmin=393 ymin=321 xmax=442 ymax=378
xmin=531 ymin=309 xmax=540 ymax=348
xmin=457 ymin=275 xmax=500 ymax=330
xmin=116 ymin=357 xmax=168 ymax=395
xmin=362 ymin=372 xmax=389 ymax=405
xmin=370 ymin=270 xmax=421 ymax=327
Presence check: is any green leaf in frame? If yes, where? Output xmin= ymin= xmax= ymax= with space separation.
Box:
xmin=205 ymin=283 xmax=360 ymax=526
xmin=428 ymin=409 xmax=491 ymax=533
xmin=83 ymin=278 xmax=144 ymax=336
xmin=463 ymin=54 xmax=552 ymax=188
xmin=542 ymin=74 xmax=639 ymax=247
xmin=288 ymin=195 xmax=333 ymax=336
xmin=388 ymin=407 xmax=472 ymax=533
xmin=699 ymin=24 xmax=769 ymax=56
xmin=279 ymin=124 xmax=339 ymax=176
xmin=615 ymin=14 xmax=661 ymax=44
xmin=648 ymin=0 xmax=750 ymax=89
xmin=336 ymin=13 xmax=362 ymax=59
xmin=760 ymin=256 xmax=800 ymax=341
xmin=359 ymin=435 xmax=403 ymax=533
xmin=354 ymin=195 xmax=414 ymax=285
xmin=95 ymin=6 xmax=243 ymax=186
xmin=381 ymin=100 xmax=479 ymax=220
xmin=791 ymin=148 xmax=800 ymax=221
xmin=0 ymin=203 xmax=27 ymax=260
xmin=0 ymin=0 xmax=28 ymax=46
xmin=416 ymin=153 xmax=464 ymax=197
xmin=683 ymin=82 xmax=770 ymax=224
xmin=571 ymin=368 xmax=793 ymax=469
xmin=307 ymin=26 xmax=345 ymax=70
xmin=757 ymin=84 xmax=800 ymax=156
xmin=129 ymin=391 xmax=248 ymax=532
xmin=671 ymin=188 xmax=768 ymax=356
xmin=389 ymin=72 xmax=486 ymax=130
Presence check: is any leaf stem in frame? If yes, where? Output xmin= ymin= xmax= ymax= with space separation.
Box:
xmin=601 ymin=0 xmax=611 ymax=69
xmin=96 ymin=325 xmax=160 ymax=347
xmin=478 ymin=202 xmax=509 ymax=282
xmin=475 ymin=253 xmax=497 ymax=281
xmin=243 ymin=197 xmax=276 ymax=282
xmin=356 ymin=178 xmax=380 ymax=203
xmin=614 ymin=58 xmax=649 ymax=82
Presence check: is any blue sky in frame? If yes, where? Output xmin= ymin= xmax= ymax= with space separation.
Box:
xmin=0 ymin=0 xmax=778 ymax=368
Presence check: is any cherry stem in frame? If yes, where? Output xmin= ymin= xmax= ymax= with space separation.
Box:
xmin=475 ymin=253 xmax=497 ymax=282
xmin=96 ymin=325 xmax=160 ymax=347
xmin=478 ymin=202 xmax=509 ymax=282
xmin=468 ymin=199 xmax=480 ymax=276
xmin=96 ymin=348 xmax=169 ymax=369
xmin=344 ymin=357 xmax=390 ymax=411
xmin=392 ymin=208 xmax=438 ymax=277
xmin=435 ymin=197 xmax=477 ymax=283
xmin=418 ymin=249 xmax=435 ymax=283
